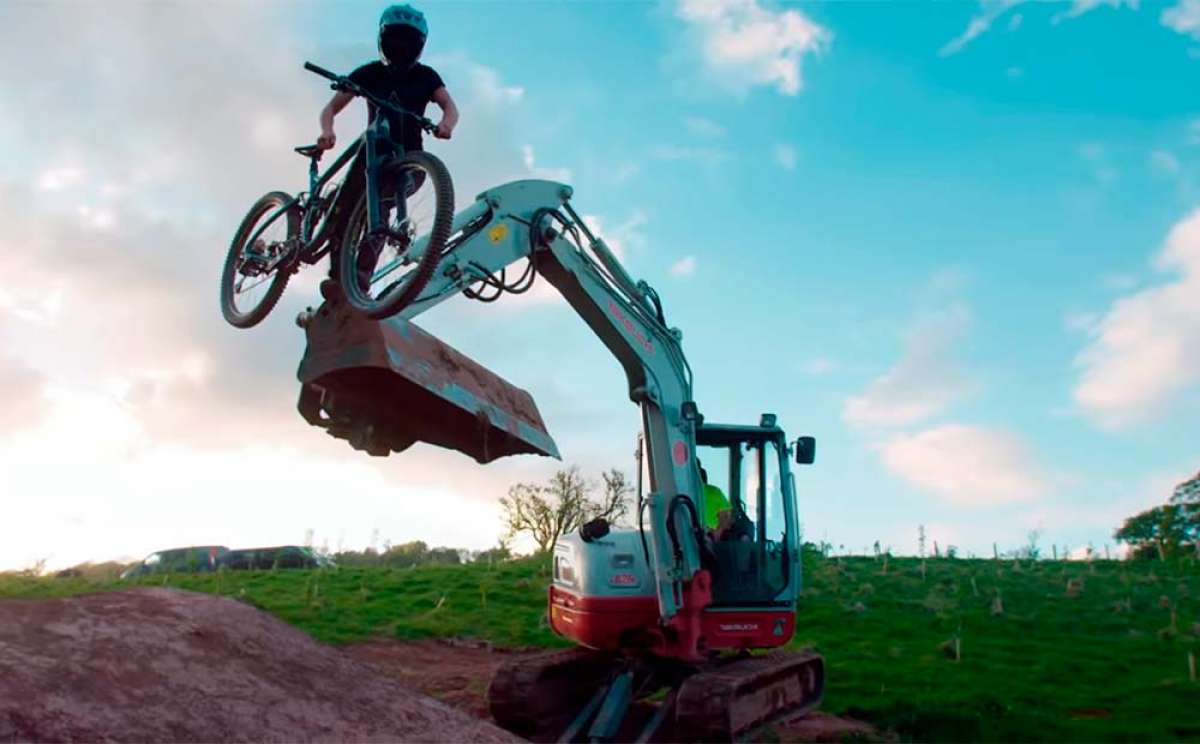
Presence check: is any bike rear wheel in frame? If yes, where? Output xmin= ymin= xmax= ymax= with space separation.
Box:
xmin=220 ymin=191 xmax=298 ymax=328
xmin=337 ymin=150 xmax=454 ymax=320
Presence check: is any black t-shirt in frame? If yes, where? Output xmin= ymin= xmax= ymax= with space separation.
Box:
xmin=347 ymin=61 xmax=444 ymax=152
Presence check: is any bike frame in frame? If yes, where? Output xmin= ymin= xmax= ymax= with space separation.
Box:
xmin=238 ymin=62 xmax=433 ymax=280
xmin=241 ymin=111 xmax=413 ymax=275
xmin=298 ymin=141 xmax=360 ymax=258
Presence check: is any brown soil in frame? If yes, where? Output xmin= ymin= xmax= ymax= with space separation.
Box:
xmin=0 ymin=588 xmax=517 ymax=743
xmin=344 ymin=638 xmax=523 ymax=720
xmin=0 ymin=588 xmax=876 ymax=743
xmin=774 ymin=712 xmax=881 ymax=742
xmin=348 ymin=640 xmax=882 ymax=743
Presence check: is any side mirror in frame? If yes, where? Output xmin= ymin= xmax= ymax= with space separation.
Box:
xmin=795 ymin=436 xmax=816 ymax=465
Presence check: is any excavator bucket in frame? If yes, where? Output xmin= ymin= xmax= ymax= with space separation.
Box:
xmin=295 ymin=299 xmax=559 ymax=463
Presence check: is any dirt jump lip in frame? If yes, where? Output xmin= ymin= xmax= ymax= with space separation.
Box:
xmin=296 ymin=298 xmax=560 ymax=463
xmin=0 ymin=587 xmax=520 ymax=743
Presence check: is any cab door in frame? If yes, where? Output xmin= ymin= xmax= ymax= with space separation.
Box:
xmin=702 ymin=435 xmax=794 ymax=607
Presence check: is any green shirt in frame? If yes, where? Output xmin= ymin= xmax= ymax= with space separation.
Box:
xmin=703 ymin=483 xmax=731 ymax=529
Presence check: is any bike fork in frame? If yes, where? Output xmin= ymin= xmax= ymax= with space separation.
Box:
xmin=364 ymin=124 xmax=410 ymax=236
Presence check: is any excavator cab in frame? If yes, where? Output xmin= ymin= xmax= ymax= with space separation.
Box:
xmin=696 ymin=420 xmax=803 ymax=611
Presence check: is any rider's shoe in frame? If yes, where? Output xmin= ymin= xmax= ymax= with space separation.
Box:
xmin=241 ymin=239 xmax=272 ymax=275
xmin=319 ymin=278 xmax=343 ymax=302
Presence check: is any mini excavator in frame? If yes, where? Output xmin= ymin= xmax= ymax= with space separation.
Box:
xmin=295 ymin=180 xmax=824 ymax=741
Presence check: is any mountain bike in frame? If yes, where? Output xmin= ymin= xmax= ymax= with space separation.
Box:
xmin=220 ymin=61 xmax=454 ymax=328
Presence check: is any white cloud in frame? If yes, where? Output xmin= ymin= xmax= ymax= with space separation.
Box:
xmin=521 ymin=144 xmax=572 ymax=184
xmin=940 ymin=0 xmax=1023 ymax=57
xmin=1162 ymin=0 xmax=1200 ymax=38
xmin=36 ymin=166 xmax=87 ymax=192
xmin=773 ymin=143 xmax=798 ymax=171
xmin=1063 ymin=311 xmax=1100 ymax=333
xmin=941 ymin=0 xmax=1135 ymax=56
xmin=675 ymin=0 xmax=831 ymax=96
xmin=1077 ymin=141 xmax=1119 ymax=186
xmin=583 ymin=211 xmax=650 ymax=264
xmin=0 ymin=346 xmax=49 ymax=433
xmin=684 ymin=116 xmax=727 ymax=138
xmin=878 ymin=425 xmax=1047 ymax=506
xmin=1102 ymin=273 xmax=1139 ymax=291
xmin=669 ymin=255 xmax=697 ymax=278
xmin=1072 ymin=208 xmax=1200 ymax=429
xmin=799 ymin=356 xmax=838 ymax=376
xmin=612 ymin=161 xmax=642 ymax=183
xmin=1051 ymin=0 xmax=1138 ymax=24
xmin=648 ymin=144 xmax=729 ymax=167
xmin=843 ymin=304 xmax=975 ymax=428
xmin=927 ymin=266 xmax=971 ymax=294
xmin=1150 ymin=150 xmax=1181 ymax=176
xmin=460 ymin=61 xmax=525 ymax=104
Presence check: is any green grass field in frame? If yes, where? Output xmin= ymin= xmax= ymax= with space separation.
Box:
xmin=3 ymin=552 xmax=1198 ymax=741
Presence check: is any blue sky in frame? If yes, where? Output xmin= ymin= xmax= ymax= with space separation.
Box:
xmin=0 ymin=0 xmax=1198 ymax=568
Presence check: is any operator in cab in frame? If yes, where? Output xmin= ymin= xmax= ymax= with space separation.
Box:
xmin=700 ymin=464 xmax=734 ymax=539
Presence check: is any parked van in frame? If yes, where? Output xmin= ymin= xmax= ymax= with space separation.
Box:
xmin=119 ymin=546 xmax=229 ymax=579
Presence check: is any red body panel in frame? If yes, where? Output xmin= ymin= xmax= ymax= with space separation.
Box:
xmin=701 ymin=609 xmax=795 ymax=649
xmin=549 ymin=585 xmax=796 ymax=658
xmin=549 ymin=585 xmax=659 ymax=649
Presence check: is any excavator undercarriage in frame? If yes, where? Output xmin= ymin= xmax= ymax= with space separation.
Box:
xmin=487 ymin=647 xmax=825 ymax=742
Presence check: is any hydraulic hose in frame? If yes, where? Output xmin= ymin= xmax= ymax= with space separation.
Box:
xmin=666 ymin=493 xmax=713 ymax=571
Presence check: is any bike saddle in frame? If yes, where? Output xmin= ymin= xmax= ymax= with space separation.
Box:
xmin=294 ymin=144 xmax=324 ymax=159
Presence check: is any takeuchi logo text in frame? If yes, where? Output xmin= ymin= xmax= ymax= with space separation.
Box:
xmin=719 ymin=623 xmax=760 ymax=632
xmin=608 ymin=301 xmax=654 ymax=355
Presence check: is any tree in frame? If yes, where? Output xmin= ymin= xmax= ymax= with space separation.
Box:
xmin=1023 ymin=528 xmax=1042 ymax=560
xmin=1115 ymin=504 xmax=1195 ymax=560
xmin=472 ymin=540 xmax=513 ymax=565
xmin=597 ymin=468 xmax=633 ymax=526
xmin=1115 ymin=471 xmax=1200 ymax=560
xmin=500 ymin=466 xmax=634 ymax=553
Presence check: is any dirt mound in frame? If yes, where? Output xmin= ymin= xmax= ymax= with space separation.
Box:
xmin=346 ymin=639 xmax=519 ymax=720
xmin=0 ymin=588 xmax=518 ymax=743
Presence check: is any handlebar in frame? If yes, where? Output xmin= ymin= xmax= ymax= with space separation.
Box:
xmin=304 ymin=61 xmax=437 ymax=134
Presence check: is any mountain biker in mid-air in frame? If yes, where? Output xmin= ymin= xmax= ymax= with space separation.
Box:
xmin=316 ymin=3 xmax=459 ymax=288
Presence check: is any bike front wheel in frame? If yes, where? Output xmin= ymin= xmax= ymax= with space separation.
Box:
xmin=220 ymin=191 xmax=299 ymax=328
xmin=337 ymin=150 xmax=454 ymax=320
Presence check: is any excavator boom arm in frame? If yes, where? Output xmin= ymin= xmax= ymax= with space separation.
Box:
xmin=306 ymin=179 xmax=707 ymax=622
